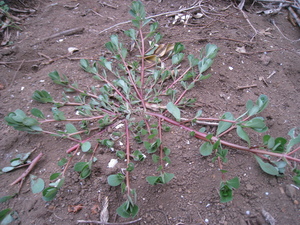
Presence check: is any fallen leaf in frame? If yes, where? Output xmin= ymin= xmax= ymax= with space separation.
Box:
xmin=235 ymin=46 xmax=246 ymax=54
xmin=91 ymin=204 xmax=100 ymax=215
xmin=68 ymin=204 xmax=83 ymax=213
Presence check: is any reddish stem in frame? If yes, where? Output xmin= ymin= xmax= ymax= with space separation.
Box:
xmin=125 ymin=120 xmax=131 ymax=196
xmin=158 ymin=118 xmax=164 ymax=170
xmin=10 ymin=153 xmax=43 ymax=186
xmin=164 ymin=66 xmax=192 ymax=93
xmin=146 ymin=111 xmax=300 ymax=162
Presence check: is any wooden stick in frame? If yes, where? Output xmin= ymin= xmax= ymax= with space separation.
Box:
xmin=288 ymin=7 xmax=300 ymax=27
xmin=236 ymin=84 xmax=257 ymax=90
xmin=10 ymin=153 xmax=43 ymax=186
xmin=37 ymin=27 xmax=84 ymax=43
xmin=9 ymin=59 xmax=25 ymax=88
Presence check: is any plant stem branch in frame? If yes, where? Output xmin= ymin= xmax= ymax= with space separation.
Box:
xmin=164 ymin=66 xmax=192 ymax=93
xmin=62 ymin=145 xmax=80 ymax=176
xmin=146 ymin=112 xmax=300 ymax=162
xmin=125 ymin=120 xmax=131 ymax=196
xmin=10 ymin=153 xmax=43 ymax=186
xmin=158 ymin=118 xmax=164 ymax=170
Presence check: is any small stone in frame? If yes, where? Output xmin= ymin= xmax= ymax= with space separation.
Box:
xmin=260 ymin=54 xmax=271 ymax=66
xmin=158 ymin=205 xmax=163 ymax=210
xmin=285 ymin=184 xmax=297 ymax=199
xmin=246 ymin=184 xmax=254 ymax=191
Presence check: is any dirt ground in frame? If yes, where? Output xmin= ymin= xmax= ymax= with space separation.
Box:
xmin=0 ymin=0 xmax=300 ymax=224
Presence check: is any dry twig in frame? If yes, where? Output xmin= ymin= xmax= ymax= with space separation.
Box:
xmin=98 ymin=4 xmax=201 ymax=34
xmin=9 ymin=59 xmax=25 ymax=88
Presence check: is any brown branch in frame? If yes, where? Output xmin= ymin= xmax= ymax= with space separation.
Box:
xmin=10 ymin=153 xmax=43 ymax=186
xmin=36 ymin=27 xmax=84 ymax=43
xmin=9 ymin=59 xmax=25 ymax=88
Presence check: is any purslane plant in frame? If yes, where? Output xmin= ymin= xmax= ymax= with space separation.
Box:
xmin=3 ymin=1 xmax=300 ymax=220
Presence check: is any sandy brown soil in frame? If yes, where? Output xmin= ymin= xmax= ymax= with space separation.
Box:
xmin=0 ymin=0 xmax=300 ymax=224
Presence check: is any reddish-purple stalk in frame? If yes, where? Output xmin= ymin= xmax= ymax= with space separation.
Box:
xmin=94 ymin=72 xmax=130 ymax=104
xmin=10 ymin=152 xmax=43 ymax=186
xmin=66 ymin=120 xmax=124 ymax=153
xmin=146 ymin=111 xmax=300 ymax=163
xmin=218 ymin=157 xmax=226 ymax=181
xmin=217 ymin=115 xmax=252 ymax=138
xmin=120 ymin=54 xmax=146 ymax=110
xmin=139 ymin=28 xmax=146 ymax=89
xmin=42 ymin=130 xmax=81 ymax=143
xmin=163 ymin=66 xmax=192 ymax=93
xmin=158 ymin=118 xmax=164 ymax=171
xmin=63 ymin=145 xmax=80 ymax=176
xmin=288 ymin=145 xmax=300 ymax=156
xmin=125 ymin=120 xmax=131 ymax=196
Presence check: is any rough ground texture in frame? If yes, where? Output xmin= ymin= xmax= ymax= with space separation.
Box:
xmin=0 ymin=0 xmax=300 ymax=224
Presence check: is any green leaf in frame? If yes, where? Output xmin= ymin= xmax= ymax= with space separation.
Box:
xmin=199 ymin=142 xmax=213 ymax=156
xmin=219 ymin=183 xmax=233 ymax=203
xmin=236 ymin=125 xmax=250 ymax=146
xmin=163 ymin=147 xmax=171 ymax=156
xmin=30 ymin=108 xmax=45 ymax=119
xmin=2 ymin=167 xmax=15 ymax=173
xmin=188 ymin=54 xmax=199 ymax=67
xmin=81 ymin=142 xmax=91 ymax=152
xmin=116 ymin=151 xmax=126 ymax=159
xmin=80 ymin=166 xmax=91 ymax=179
xmin=32 ymin=90 xmax=54 ymax=103
xmin=198 ymin=57 xmax=213 ymax=74
xmin=65 ymin=123 xmax=81 ymax=140
xmin=74 ymin=162 xmax=88 ymax=172
xmin=30 ymin=175 xmax=45 ymax=194
xmin=287 ymin=135 xmax=300 ymax=153
xmin=99 ymin=56 xmax=112 ymax=71
xmin=152 ymin=154 xmax=160 ymax=163
xmin=50 ymin=173 xmax=61 ymax=180
xmin=166 ymin=102 xmax=180 ymax=121
xmin=161 ymin=172 xmax=174 ymax=183
xmin=52 ymin=107 xmax=66 ymax=121
xmin=272 ymin=137 xmax=287 ymax=153
xmin=116 ymin=201 xmax=139 ymax=218
xmin=205 ymin=43 xmax=218 ymax=59
xmin=0 ymin=194 xmax=16 ymax=203
xmin=124 ymin=29 xmax=137 ymax=40
xmin=146 ymin=176 xmax=160 ymax=185
xmin=126 ymin=162 xmax=135 ymax=172
xmin=216 ymin=112 xmax=234 ymax=136
xmin=227 ymin=177 xmax=240 ymax=189
xmin=107 ymin=173 xmax=125 ymax=186
xmin=0 ymin=209 xmax=11 ymax=223
xmin=255 ymin=155 xmax=279 ymax=176
xmin=58 ymin=158 xmax=67 ymax=167
xmin=243 ymin=117 xmax=268 ymax=132
xmin=42 ymin=187 xmax=58 ymax=201
xmin=171 ymin=53 xmax=184 ymax=65
xmin=48 ymin=70 xmax=69 ymax=85
xmin=173 ymin=42 xmax=185 ymax=54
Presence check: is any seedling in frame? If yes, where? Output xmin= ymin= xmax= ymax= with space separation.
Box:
xmin=4 ymin=1 xmax=300 ymax=220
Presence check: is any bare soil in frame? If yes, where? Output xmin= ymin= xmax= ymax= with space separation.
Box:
xmin=0 ymin=0 xmax=300 ymax=224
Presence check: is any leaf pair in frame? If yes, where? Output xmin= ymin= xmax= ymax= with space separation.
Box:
xmin=4 ymin=109 xmax=42 ymax=133
xmin=146 ymin=172 xmax=174 ymax=185
xmin=219 ymin=177 xmax=240 ymax=203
